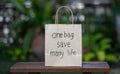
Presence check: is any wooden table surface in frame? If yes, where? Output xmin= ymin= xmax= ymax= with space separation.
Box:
xmin=10 ymin=62 xmax=110 ymax=73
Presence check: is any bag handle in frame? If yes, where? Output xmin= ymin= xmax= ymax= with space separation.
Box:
xmin=55 ymin=6 xmax=74 ymax=24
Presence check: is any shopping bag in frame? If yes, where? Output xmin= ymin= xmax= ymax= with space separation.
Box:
xmin=45 ymin=6 xmax=82 ymax=66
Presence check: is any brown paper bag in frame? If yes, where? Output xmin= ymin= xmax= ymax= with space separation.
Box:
xmin=45 ymin=6 xmax=82 ymax=66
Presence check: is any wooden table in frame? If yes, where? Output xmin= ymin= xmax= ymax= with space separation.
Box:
xmin=10 ymin=62 xmax=110 ymax=74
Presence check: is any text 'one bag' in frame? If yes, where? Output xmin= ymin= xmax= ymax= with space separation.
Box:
xmin=45 ymin=6 xmax=82 ymax=66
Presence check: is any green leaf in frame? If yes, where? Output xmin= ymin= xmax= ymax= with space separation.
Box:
xmin=11 ymin=19 xmax=26 ymax=29
xmin=11 ymin=0 xmax=29 ymax=15
xmin=44 ymin=1 xmax=52 ymax=20
xmin=20 ymin=55 xmax=26 ymax=60
xmin=91 ymin=44 xmax=99 ymax=52
xmin=92 ymin=33 xmax=103 ymax=41
xmin=97 ymin=51 xmax=105 ymax=61
xmin=83 ymin=52 xmax=95 ymax=61
xmin=105 ymin=54 xmax=118 ymax=62
xmin=100 ymin=38 xmax=111 ymax=45
xmin=31 ymin=0 xmax=43 ymax=20
xmin=100 ymin=44 xmax=111 ymax=51
xmin=15 ymin=48 xmax=22 ymax=56
xmin=23 ymin=29 xmax=34 ymax=55
xmin=100 ymin=38 xmax=111 ymax=50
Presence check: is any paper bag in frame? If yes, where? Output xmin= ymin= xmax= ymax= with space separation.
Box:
xmin=45 ymin=6 xmax=82 ymax=66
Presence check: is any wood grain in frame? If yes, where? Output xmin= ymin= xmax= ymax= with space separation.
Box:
xmin=10 ymin=62 xmax=110 ymax=72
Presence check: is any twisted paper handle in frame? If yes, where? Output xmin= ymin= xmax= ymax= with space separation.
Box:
xmin=55 ymin=6 xmax=74 ymax=24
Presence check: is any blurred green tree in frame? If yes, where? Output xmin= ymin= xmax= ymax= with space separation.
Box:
xmin=10 ymin=0 xmax=53 ymax=56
